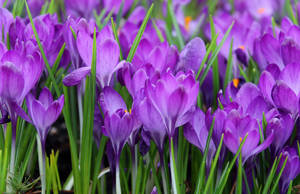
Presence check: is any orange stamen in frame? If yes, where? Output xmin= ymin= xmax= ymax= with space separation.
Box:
xmin=238 ymin=45 xmax=245 ymax=50
xmin=257 ymin=8 xmax=265 ymax=14
xmin=239 ymin=137 xmax=243 ymax=143
xmin=184 ymin=16 xmax=192 ymax=32
xmin=233 ymin=78 xmax=240 ymax=88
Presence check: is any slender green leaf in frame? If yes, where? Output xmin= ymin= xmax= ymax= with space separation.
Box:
xmin=195 ymin=117 xmax=215 ymax=194
xmin=224 ymin=38 xmax=234 ymax=90
xmin=214 ymin=133 xmax=248 ymax=194
xmin=270 ymin=157 xmax=288 ymax=194
xmin=203 ymin=134 xmax=224 ymax=193
xmin=199 ymin=21 xmax=235 ymax=85
xmin=127 ymin=4 xmax=154 ymax=62
xmin=167 ymin=0 xmax=184 ymax=50
xmin=111 ymin=17 xmax=124 ymax=60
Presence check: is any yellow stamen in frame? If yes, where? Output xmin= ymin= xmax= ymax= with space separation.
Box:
xmin=125 ymin=109 xmax=132 ymax=114
xmin=257 ymin=8 xmax=265 ymax=14
xmin=238 ymin=45 xmax=245 ymax=50
xmin=184 ymin=16 xmax=192 ymax=32
xmin=239 ymin=137 xmax=243 ymax=143
xmin=233 ymin=78 xmax=240 ymax=88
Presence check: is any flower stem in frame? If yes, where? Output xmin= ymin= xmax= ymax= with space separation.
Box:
xmin=131 ymin=146 xmax=137 ymax=194
xmin=116 ymin=163 xmax=121 ymax=194
xmin=170 ymin=137 xmax=180 ymax=194
xmin=159 ymin=151 xmax=168 ymax=194
xmin=37 ymin=135 xmax=46 ymax=194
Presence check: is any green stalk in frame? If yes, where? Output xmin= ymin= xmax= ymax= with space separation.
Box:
xmin=116 ymin=163 xmax=121 ymax=194
xmin=37 ymin=135 xmax=46 ymax=194
xmin=170 ymin=138 xmax=180 ymax=194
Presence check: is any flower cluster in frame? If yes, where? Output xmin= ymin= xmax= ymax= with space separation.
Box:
xmin=1 ymin=0 xmax=300 ymax=194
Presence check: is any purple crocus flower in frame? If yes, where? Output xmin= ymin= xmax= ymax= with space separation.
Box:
xmin=183 ymin=108 xmax=216 ymax=165
xmin=0 ymin=8 xmax=13 ymax=45
xmin=259 ymin=63 xmax=300 ymax=116
xmin=63 ymin=26 xmax=122 ymax=88
xmin=100 ymin=86 xmax=135 ymax=193
xmin=64 ymin=0 xmax=99 ymax=18
xmin=278 ymin=147 xmax=300 ymax=193
xmin=145 ymin=70 xmax=199 ymax=138
xmin=26 ymin=88 xmax=64 ymax=150
xmin=24 ymin=14 xmax=70 ymax=68
xmin=0 ymin=49 xmax=43 ymax=129
xmin=102 ymin=0 xmax=134 ymax=15
xmin=100 ymin=86 xmax=134 ymax=161
xmin=223 ymin=109 xmax=274 ymax=162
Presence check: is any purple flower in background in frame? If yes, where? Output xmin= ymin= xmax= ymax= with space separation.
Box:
xmin=102 ymin=0 xmax=134 ymax=15
xmin=0 ymin=50 xmax=43 ymax=123
xmin=0 ymin=8 xmax=13 ymax=45
xmin=177 ymin=37 xmax=206 ymax=72
xmin=266 ymin=113 xmax=294 ymax=152
xmin=26 ymin=88 xmax=64 ymax=150
xmin=64 ymin=0 xmax=99 ymax=18
xmin=63 ymin=26 xmax=122 ymax=88
xmin=184 ymin=108 xmax=216 ymax=164
xmin=259 ymin=63 xmax=300 ymax=115
xmin=145 ymin=70 xmax=199 ymax=137
xmin=24 ymin=14 xmax=70 ymax=67
xmin=223 ymin=110 xmax=274 ymax=162
xmin=27 ymin=0 xmax=46 ymax=17
xmin=278 ymin=147 xmax=300 ymax=193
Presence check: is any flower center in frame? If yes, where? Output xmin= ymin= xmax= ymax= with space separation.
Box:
xmin=184 ymin=16 xmax=192 ymax=32
xmin=233 ymin=78 xmax=240 ymax=88
xmin=238 ymin=45 xmax=245 ymax=50
xmin=125 ymin=109 xmax=132 ymax=114
xmin=257 ymin=8 xmax=265 ymax=14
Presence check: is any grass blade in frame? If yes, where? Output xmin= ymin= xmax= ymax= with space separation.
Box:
xmin=203 ymin=134 xmax=224 ymax=193
xmin=199 ymin=21 xmax=235 ymax=85
xmin=195 ymin=117 xmax=215 ymax=194
xmin=126 ymin=4 xmax=154 ymax=62
xmin=214 ymin=133 xmax=248 ymax=194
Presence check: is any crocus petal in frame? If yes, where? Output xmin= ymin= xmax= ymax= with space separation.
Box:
xmin=258 ymin=71 xmax=275 ymax=105
xmin=76 ymin=30 xmax=93 ymax=66
xmin=271 ymin=81 xmax=298 ymax=114
xmin=97 ymin=39 xmax=120 ymax=87
xmin=100 ymin=86 xmax=127 ymax=115
xmin=224 ymin=130 xmax=240 ymax=154
xmin=138 ymin=98 xmax=166 ymax=150
xmin=38 ymin=87 xmax=54 ymax=108
xmin=236 ymin=83 xmax=260 ymax=112
xmin=63 ymin=66 xmax=91 ymax=86
xmin=279 ymin=62 xmax=300 ymax=95
xmin=0 ymin=63 xmax=24 ymax=100
xmin=11 ymin=101 xmax=32 ymax=124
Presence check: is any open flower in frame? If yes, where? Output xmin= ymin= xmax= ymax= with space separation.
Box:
xmin=145 ymin=70 xmax=199 ymax=137
xmin=26 ymin=88 xmax=64 ymax=149
xmin=100 ymin=86 xmax=135 ymax=160
xmin=223 ymin=110 xmax=274 ymax=162
xmin=63 ymin=26 xmax=122 ymax=88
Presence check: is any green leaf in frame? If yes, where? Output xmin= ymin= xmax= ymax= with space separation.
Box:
xmin=270 ymin=156 xmax=288 ymax=194
xmin=170 ymin=138 xmax=181 ymax=194
xmin=111 ymin=17 xmax=124 ymax=60
xmin=199 ymin=21 xmax=235 ymax=85
xmin=195 ymin=117 xmax=215 ymax=194
xmin=236 ymin=153 xmax=242 ymax=194
xmin=91 ymin=136 xmax=108 ymax=194
xmin=203 ymin=134 xmax=224 ymax=193
xmin=214 ymin=133 xmax=248 ymax=194
xmin=167 ymin=0 xmax=184 ymax=50
xmin=80 ymin=28 xmax=97 ymax=194
xmin=195 ymin=34 xmax=218 ymax=80
xmin=262 ymin=154 xmax=281 ymax=194
xmin=224 ymin=38 xmax=234 ymax=91
xmin=127 ymin=4 xmax=154 ymax=62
